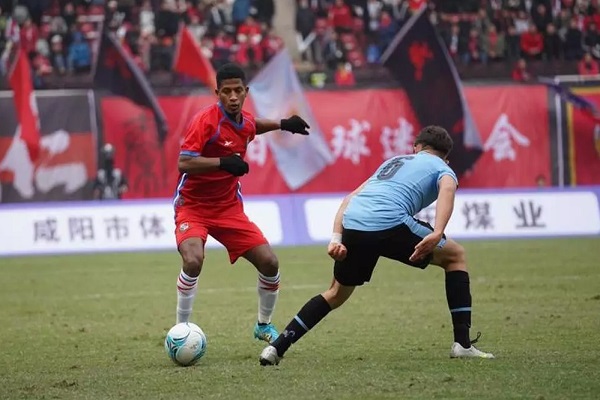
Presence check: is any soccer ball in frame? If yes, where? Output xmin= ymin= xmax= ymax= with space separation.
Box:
xmin=164 ymin=322 xmax=207 ymax=366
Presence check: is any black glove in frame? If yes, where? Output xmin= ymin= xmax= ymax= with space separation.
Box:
xmin=219 ymin=154 xmax=249 ymax=176
xmin=280 ymin=115 xmax=310 ymax=135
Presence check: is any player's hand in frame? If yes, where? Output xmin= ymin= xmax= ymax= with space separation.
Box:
xmin=280 ymin=115 xmax=310 ymax=135
xmin=328 ymin=242 xmax=347 ymax=261
xmin=409 ymin=232 xmax=443 ymax=263
xmin=219 ymin=154 xmax=249 ymax=176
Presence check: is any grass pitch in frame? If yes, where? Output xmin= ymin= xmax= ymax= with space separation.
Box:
xmin=1 ymin=238 xmax=599 ymax=400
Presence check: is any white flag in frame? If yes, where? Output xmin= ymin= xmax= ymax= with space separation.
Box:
xmin=249 ymin=50 xmax=333 ymax=190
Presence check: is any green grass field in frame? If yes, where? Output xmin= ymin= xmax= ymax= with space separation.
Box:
xmin=1 ymin=238 xmax=600 ymax=400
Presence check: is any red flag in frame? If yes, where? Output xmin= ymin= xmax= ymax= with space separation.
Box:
xmin=173 ymin=26 xmax=217 ymax=91
xmin=9 ymin=49 xmax=40 ymax=162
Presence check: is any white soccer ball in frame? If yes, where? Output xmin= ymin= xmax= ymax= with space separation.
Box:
xmin=164 ymin=322 xmax=207 ymax=366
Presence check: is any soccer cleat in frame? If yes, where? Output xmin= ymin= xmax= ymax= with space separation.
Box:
xmin=253 ymin=322 xmax=279 ymax=344
xmin=450 ymin=342 xmax=495 ymax=359
xmin=259 ymin=345 xmax=281 ymax=366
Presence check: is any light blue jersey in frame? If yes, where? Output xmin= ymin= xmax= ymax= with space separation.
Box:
xmin=343 ymin=152 xmax=458 ymax=232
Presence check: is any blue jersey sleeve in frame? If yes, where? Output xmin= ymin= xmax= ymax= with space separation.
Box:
xmin=437 ymin=165 xmax=459 ymax=187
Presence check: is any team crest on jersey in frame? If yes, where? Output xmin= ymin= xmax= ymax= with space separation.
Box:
xmin=179 ymin=222 xmax=189 ymax=232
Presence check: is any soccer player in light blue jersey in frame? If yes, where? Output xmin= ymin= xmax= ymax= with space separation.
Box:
xmin=260 ymin=125 xmax=494 ymax=365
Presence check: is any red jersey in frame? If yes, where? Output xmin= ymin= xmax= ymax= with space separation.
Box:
xmin=174 ymin=103 xmax=256 ymax=217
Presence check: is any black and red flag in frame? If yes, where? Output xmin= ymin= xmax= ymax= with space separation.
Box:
xmin=93 ymin=31 xmax=168 ymax=143
xmin=380 ymin=6 xmax=482 ymax=177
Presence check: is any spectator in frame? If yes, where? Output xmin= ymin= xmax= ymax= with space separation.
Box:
xmin=377 ymin=10 xmax=398 ymax=54
xmin=231 ymin=0 xmax=251 ymax=27
xmin=532 ymin=3 xmax=552 ymax=33
xmin=19 ymin=17 xmax=38 ymax=57
xmin=482 ymin=24 xmax=505 ymax=63
xmin=139 ymin=0 xmax=155 ymax=35
xmin=206 ymin=0 xmax=230 ymax=36
xmin=93 ymin=144 xmax=128 ymax=201
xmin=512 ymin=58 xmax=533 ymax=82
xmin=506 ymin=25 xmax=521 ymax=61
xmin=328 ymin=0 xmax=353 ymax=34
xmin=544 ymin=23 xmax=562 ymax=60
xmin=564 ymin=18 xmax=584 ymax=60
xmin=236 ymin=15 xmax=263 ymax=67
xmin=334 ymin=62 xmax=355 ymax=86
xmin=296 ymin=0 xmax=316 ymax=63
xmin=584 ymin=22 xmax=600 ymax=58
xmin=520 ymin=25 xmax=544 ymax=60
xmin=578 ymin=52 xmax=600 ymax=74
xmin=445 ymin=23 xmax=464 ymax=63
xmin=67 ymin=30 xmax=91 ymax=74
xmin=49 ymin=35 xmax=67 ymax=75
xmin=254 ymin=0 xmax=275 ymax=29
xmin=261 ymin=26 xmax=284 ymax=63
xmin=463 ymin=28 xmax=483 ymax=65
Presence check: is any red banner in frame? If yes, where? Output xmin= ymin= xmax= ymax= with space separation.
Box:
xmin=566 ymin=88 xmax=600 ymax=185
xmin=460 ymin=85 xmax=551 ymax=188
xmin=101 ymin=85 xmax=551 ymax=199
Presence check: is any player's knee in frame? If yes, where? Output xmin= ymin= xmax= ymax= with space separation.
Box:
xmin=443 ymin=242 xmax=467 ymax=271
xmin=257 ymin=254 xmax=279 ymax=276
xmin=323 ymin=282 xmax=354 ymax=309
xmin=180 ymin=243 xmax=204 ymax=274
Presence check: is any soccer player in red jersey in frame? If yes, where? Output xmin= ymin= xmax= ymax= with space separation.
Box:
xmin=173 ymin=63 xmax=310 ymax=344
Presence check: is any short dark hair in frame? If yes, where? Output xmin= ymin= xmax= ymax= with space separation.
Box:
xmin=414 ymin=125 xmax=453 ymax=156
xmin=216 ymin=63 xmax=246 ymax=88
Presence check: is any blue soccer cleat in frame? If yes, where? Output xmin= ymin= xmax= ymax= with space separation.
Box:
xmin=253 ymin=322 xmax=279 ymax=344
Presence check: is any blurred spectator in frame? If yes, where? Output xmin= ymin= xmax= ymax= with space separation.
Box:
xmin=296 ymin=0 xmax=316 ymax=63
xmin=512 ymin=58 xmax=533 ymax=82
xmin=261 ymin=27 xmax=284 ymax=63
xmin=578 ymin=52 xmax=600 ymax=75
xmin=49 ymin=35 xmax=67 ymax=75
xmin=482 ymin=24 xmax=505 ymax=63
xmin=328 ymin=0 xmax=353 ymax=34
xmin=334 ymin=62 xmax=355 ymax=86
xmin=544 ymin=23 xmax=562 ymax=60
xmin=94 ymin=143 xmax=128 ymax=201
xmin=3 ymin=0 xmax=600 ymax=86
xmin=232 ymin=0 xmax=251 ymax=27
xmin=584 ymin=22 xmax=600 ymax=58
xmin=254 ymin=0 xmax=275 ymax=29
xmin=520 ymin=25 xmax=544 ymax=60
xmin=564 ymin=18 xmax=584 ymax=60
xmin=67 ymin=30 xmax=91 ymax=73
xmin=463 ymin=28 xmax=483 ymax=65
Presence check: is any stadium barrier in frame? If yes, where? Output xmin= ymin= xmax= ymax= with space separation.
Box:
xmin=0 ymin=187 xmax=599 ymax=257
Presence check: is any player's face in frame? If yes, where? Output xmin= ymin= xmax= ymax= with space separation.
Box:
xmin=216 ymin=78 xmax=248 ymax=115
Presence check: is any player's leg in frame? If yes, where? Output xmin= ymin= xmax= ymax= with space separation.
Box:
xmin=209 ymin=214 xmax=280 ymax=343
xmin=260 ymin=229 xmax=379 ymax=366
xmin=431 ymin=239 xmax=494 ymax=359
xmin=380 ymin=219 xmax=494 ymax=359
xmin=242 ymin=244 xmax=282 ymax=343
xmin=174 ymin=218 xmax=209 ymax=324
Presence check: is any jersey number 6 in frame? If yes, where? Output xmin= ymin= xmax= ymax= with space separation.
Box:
xmin=377 ymin=156 xmax=415 ymax=180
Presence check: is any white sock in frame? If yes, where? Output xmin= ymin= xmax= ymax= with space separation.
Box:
xmin=257 ymin=272 xmax=280 ymax=324
xmin=176 ymin=270 xmax=198 ymax=324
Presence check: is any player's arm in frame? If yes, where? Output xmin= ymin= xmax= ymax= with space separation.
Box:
xmin=178 ymin=154 xmax=221 ymax=174
xmin=178 ymin=115 xmax=248 ymax=176
xmin=255 ymin=116 xmax=310 ymax=135
xmin=328 ymin=180 xmax=367 ymax=261
xmin=432 ymin=175 xmax=458 ymax=236
xmin=332 ymin=180 xmax=367 ymax=238
xmin=254 ymin=118 xmax=281 ymax=135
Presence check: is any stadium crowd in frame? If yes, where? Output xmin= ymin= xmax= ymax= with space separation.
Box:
xmin=0 ymin=0 xmax=599 ymax=87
